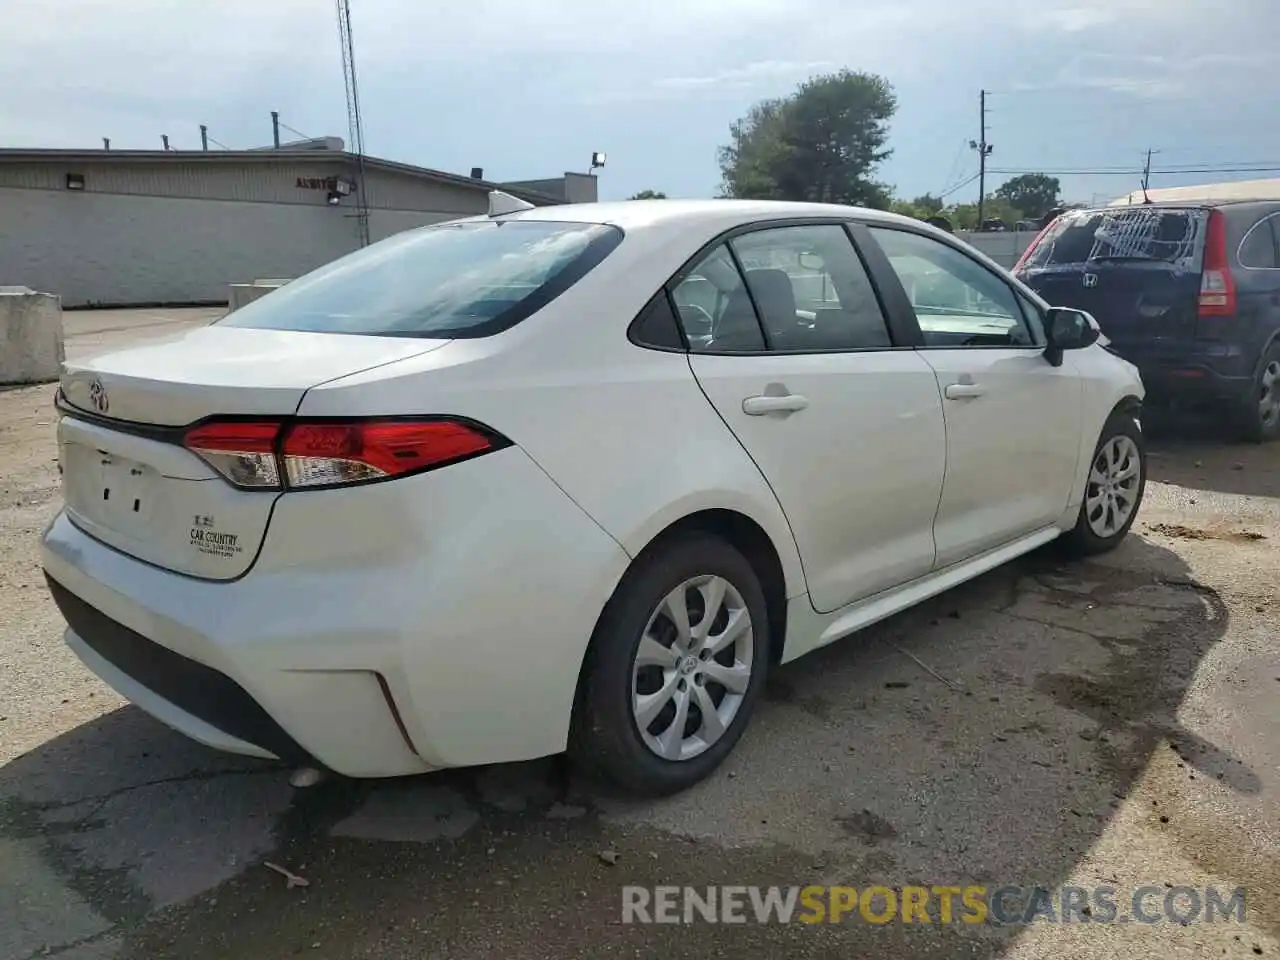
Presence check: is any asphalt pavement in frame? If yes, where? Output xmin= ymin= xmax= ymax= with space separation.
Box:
xmin=1 ymin=309 xmax=1276 ymax=959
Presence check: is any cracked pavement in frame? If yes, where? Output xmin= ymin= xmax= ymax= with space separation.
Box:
xmin=2 ymin=310 xmax=1278 ymax=959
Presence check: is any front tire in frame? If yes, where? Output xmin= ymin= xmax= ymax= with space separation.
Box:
xmin=1060 ymin=409 xmax=1147 ymax=556
xmin=571 ymin=532 xmax=770 ymax=796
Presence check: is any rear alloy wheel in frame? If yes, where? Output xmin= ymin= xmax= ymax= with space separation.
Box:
xmin=1061 ymin=410 xmax=1146 ymax=556
xmin=1236 ymin=346 xmax=1280 ymax=443
xmin=572 ymin=534 xmax=769 ymax=795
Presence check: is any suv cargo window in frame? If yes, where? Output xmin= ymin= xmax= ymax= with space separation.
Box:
xmin=1022 ymin=207 xmax=1207 ymax=272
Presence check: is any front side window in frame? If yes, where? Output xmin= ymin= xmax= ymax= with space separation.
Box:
xmin=868 ymin=226 xmax=1035 ymax=347
xmin=219 ymin=220 xmax=623 ymax=338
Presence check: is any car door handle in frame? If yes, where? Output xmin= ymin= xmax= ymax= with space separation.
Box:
xmin=742 ymin=394 xmax=809 ymax=416
xmin=944 ymin=383 xmax=986 ymax=400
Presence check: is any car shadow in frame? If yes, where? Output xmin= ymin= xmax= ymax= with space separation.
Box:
xmin=1144 ymin=408 xmax=1280 ymax=499
xmin=0 ymin=533 xmax=1260 ymax=959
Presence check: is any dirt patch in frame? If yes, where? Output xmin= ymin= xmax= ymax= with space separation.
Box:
xmin=834 ymin=809 xmax=898 ymax=844
xmin=1145 ymin=522 xmax=1267 ymax=543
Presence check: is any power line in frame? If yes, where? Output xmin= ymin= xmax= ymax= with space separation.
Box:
xmin=207 ymin=135 xmax=231 ymax=150
xmin=939 ymin=140 xmax=969 ymax=197
xmin=278 ymin=120 xmax=312 ymax=141
xmin=989 ymin=166 xmax=1280 ymax=176
xmin=940 ymin=171 xmax=981 ymax=200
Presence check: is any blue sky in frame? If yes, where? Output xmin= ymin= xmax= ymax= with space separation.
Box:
xmin=5 ymin=0 xmax=1278 ymax=207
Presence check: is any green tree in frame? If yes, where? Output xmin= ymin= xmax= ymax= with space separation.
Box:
xmin=993 ymin=173 xmax=1061 ymax=220
xmin=944 ymin=196 xmax=1024 ymax=231
xmin=911 ymin=193 xmax=944 ymax=216
xmin=718 ymin=69 xmax=896 ymax=208
xmin=629 ymin=189 xmax=667 ymax=200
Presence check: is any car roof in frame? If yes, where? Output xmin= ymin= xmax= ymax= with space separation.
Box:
xmin=1092 ymin=198 xmax=1280 ymax=212
xmin=482 ymin=198 xmax=926 ymax=233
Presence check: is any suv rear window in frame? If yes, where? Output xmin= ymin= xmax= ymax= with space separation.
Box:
xmin=219 ymin=220 xmax=623 ymax=338
xmin=1021 ymin=207 xmax=1207 ymax=271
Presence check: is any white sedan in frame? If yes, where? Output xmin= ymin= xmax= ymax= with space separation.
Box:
xmin=42 ymin=196 xmax=1146 ymax=796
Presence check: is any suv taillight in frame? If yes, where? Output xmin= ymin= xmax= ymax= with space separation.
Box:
xmin=1198 ymin=209 xmax=1237 ymax=318
xmin=183 ymin=417 xmax=508 ymax=491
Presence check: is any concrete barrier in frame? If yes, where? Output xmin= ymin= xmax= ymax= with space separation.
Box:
xmin=0 ymin=287 xmax=64 ymax=385
xmin=227 ymin=278 xmax=293 ymax=313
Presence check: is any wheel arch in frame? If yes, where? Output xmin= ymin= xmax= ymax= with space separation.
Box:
xmin=569 ymin=507 xmax=795 ymax=737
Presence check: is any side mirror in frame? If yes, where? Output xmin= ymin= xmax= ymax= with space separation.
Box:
xmin=1043 ymin=307 xmax=1100 ymax=367
xmin=797 ymin=252 xmax=824 ymax=272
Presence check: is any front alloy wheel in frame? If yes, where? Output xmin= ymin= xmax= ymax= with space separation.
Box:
xmin=1062 ymin=409 xmax=1147 ymax=556
xmin=1084 ymin=434 xmax=1142 ymax=538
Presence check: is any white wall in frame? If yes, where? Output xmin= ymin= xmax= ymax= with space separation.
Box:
xmin=0 ymin=189 xmax=458 ymax=306
xmin=955 ymin=230 xmax=1037 ymax=269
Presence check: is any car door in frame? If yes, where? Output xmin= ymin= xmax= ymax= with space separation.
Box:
xmin=674 ymin=221 xmax=946 ymax=614
xmin=863 ymin=224 xmax=1084 ymax=568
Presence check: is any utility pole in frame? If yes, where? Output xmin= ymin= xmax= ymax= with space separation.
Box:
xmin=200 ymin=124 xmax=209 ymax=152
xmin=271 ymin=111 xmax=281 ymax=149
xmin=161 ymin=134 xmax=170 ymax=151
xmin=102 ymin=137 xmax=110 ymax=151
xmin=1140 ymin=148 xmax=1159 ymax=202
xmin=970 ymin=90 xmax=994 ymax=228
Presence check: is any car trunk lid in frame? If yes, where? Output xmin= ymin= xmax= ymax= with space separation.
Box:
xmin=57 ymin=325 xmax=450 ymax=579
xmin=1014 ymin=206 xmax=1208 ymax=349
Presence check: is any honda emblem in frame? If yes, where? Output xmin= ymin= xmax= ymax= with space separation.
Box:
xmin=1082 ymin=273 xmax=1099 ymax=288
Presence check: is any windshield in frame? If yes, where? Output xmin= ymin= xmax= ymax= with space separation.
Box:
xmin=1021 ymin=207 xmax=1207 ymax=271
xmin=219 ymin=219 xmax=623 ymax=338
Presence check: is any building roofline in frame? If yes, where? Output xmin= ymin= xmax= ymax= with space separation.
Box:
xmin=0 ymin=147 xmax=568 ymax=205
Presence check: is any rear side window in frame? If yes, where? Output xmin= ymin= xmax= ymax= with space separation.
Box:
xmin=1022 ymin=207 xmax=1207 ymax=271
xmin=1238 ymin=216 xmax=1279 ymax=269
xmin=670 ymin=224 xmax=893 ymax=353
xmin=218 ymin=220 xmax=623 ymax=338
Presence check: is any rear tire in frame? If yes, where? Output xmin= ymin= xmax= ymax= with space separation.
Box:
xmin=571 ymin=533 xmax=770 ymax=796
xmin=1233 ymin=344 xmax=1280 ymax=443
xmin=1060 ymin=409 xmax=1147 ymax=556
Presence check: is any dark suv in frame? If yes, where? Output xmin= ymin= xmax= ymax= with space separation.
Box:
xmin=1013 ymin=200 xmax=1280 ymax=441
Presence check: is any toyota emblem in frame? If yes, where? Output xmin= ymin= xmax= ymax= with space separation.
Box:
xmin=88 ymin=377 xmax=109 ymax=414
xmin=1082 ymin=273 xmax=1099 ymax=288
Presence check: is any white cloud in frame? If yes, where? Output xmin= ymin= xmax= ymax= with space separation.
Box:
xmin=1038 ymin=7 xmax=1117 ymax=31
xmin=1 ymin=0 xmax=1273 ymax=173
xmin=655 ymin=60 xmax=835 ymax=91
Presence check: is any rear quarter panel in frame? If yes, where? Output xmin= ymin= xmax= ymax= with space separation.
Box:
xmin=294 ymin=220 xmax=808 ymax=600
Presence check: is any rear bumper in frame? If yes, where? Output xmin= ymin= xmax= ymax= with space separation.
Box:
xmin=41 ymin=446 xmax=632 ymax=777
xmin=1108 ymin=341 xmax=1254 ymax=405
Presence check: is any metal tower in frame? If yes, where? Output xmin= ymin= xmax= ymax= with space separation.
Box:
xmin=336 ymin=0 xmax=371 ymax=246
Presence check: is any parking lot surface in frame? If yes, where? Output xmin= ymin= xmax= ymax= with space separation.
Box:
xmin=1 ymin=309 xmax=1277 ymax=959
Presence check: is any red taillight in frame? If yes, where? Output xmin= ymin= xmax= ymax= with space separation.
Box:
xmin=1198 ymin=209 xmax=1236 ymax=318
xmin=182 ymin=418 xmax=504 ymax=490
xmin=281 ymin=420 xmax=496 ymax=488
xmin=184 ymin=421 xmax=282 ymax=488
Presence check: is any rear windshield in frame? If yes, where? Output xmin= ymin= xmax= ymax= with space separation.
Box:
xmin=1022 ymin=207 xmax=1207 ymax=271
xmin=218 ymin=219 xmax=623 ymax=338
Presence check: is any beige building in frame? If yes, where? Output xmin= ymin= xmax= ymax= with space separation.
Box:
xmin=0 ymin=140 xmax=596 ymax=307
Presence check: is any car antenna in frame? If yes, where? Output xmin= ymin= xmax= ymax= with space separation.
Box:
xmin=488 ymin=190 xmax=535 ymax=217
